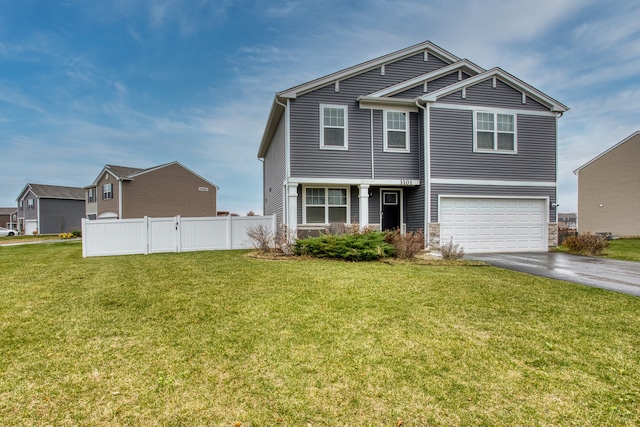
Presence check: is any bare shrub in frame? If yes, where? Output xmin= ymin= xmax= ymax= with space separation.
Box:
xmin=439 ymin=238 xmax=465 ymax=260
xmin=384 ymin=229 xmax=424 ymax=259
xmin=562 ymin=232 xmax=610 ymax=256
xmin=246 ymin=224 xmax=274 ymax=253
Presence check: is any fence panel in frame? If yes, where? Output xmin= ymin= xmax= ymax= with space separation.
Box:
xmin=82 ymin=215 xmax=275 ymax=257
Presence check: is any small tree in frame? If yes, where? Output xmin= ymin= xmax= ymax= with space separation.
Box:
xmin=384 ymin=229 xmax=424 ymax=259
xmin=439 ymin=238 xmax=465 ymax=260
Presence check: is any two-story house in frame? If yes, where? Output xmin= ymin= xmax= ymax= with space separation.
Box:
xmin=85 ymin=161 xmax=218 ymax=219
xmin=257 ymin=41 xmax=568 ymax=253
xmin=16 ymin=184 xmax=86 ymax=234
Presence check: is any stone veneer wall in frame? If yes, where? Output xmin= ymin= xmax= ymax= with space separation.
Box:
xmin=428 ymin=223 xmax=440 ymax=249
xmin=548 ymin=223 xmax=558 ymax=249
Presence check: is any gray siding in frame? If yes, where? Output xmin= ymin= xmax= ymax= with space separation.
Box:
xmin=289 ymin=52 xmax=449 ymax=179
xmin=392 ymin=71 xmax=471 ymax=99
xmin=430 ymin=184 xmax=556 ymax=223
xmin=438 ymin=79 xmax=549 ymax=111
xmin=405 ymin=109 xmax=425 ymax=232
xmin=373 ymin=110 xmax=420 ymax=180
xmin=39 ymin=198 xmax=85 ymax=234
xmin=430 ymin=108 xmax=556 ymax=182
xmin=263 ymin=116 xmax=287 ymax=225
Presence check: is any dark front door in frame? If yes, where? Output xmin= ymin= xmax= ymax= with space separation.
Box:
xmin=381 ymin=190 xmax=401 ymax=231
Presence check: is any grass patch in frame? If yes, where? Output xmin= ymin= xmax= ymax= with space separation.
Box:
xmin=0 ymin=234 xmax=67 ymax=245
xmin=604 ymin=238 xmax=640 ymax=262
xmin=1 ymin=242 xmax=639 ymax=425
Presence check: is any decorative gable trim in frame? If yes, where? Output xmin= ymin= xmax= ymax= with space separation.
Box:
xmin=419 ymin=67 xmax=569 ymax=113
xmin=364 ymin=60 xmax=484 ymax=98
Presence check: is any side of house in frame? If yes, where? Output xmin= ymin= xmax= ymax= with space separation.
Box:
xmin=16 ymin=184 xmax=86 ymax=234
xmin=258 ymin=41 xmax=567 ymax=253
xmin=574 ymin=131 xmax=640 ymax=237
xmin=0 ymin=208 xmax=18 ymax=229
xmin=87 ymin=162 xmax=217 ymax=219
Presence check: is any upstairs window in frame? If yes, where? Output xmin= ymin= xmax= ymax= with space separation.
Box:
xmin=475 ymin=111 xmax=516 ymax=153
xmin=88 ymin=188 xmax=96 ymax=203
xmin=103 ymin=183 xmax=113 ymax=200
xmin=384 ymin=111 xmax=409 ymax=152
xmin=304 ymin=187 xmax=348 ymax=224
xmin=320 ymin=104 xmax=347 ymax=149
xmin=27 ymin=199 xmax=34 ymax=210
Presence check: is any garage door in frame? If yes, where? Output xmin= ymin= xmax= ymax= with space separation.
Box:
xmin=440 ymin=197 xmax=546 ymax=253
xmin=24 ymin=220 xmax=37 ymax=235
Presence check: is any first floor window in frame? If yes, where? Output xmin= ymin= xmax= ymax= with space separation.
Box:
xmin=27 ymin=199 xmax=34 ymax=210
xmin=320 ymin=104 xmax=347 ymax=149
xmin=475 ymin=111 xmax=516 ymax=152
xmin=305 ymin=187 xmax=348 ymax=224
xmin=88 ymin=188 xmax=96 ymax=203
xmin=103 ymin=183 xmax=113 ymax=200
xmin=385 ymin=111 xmax=409 ymax=151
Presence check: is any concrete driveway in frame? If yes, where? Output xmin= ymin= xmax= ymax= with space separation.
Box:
xmin=465 ymin=252 xmax=640 ymax=297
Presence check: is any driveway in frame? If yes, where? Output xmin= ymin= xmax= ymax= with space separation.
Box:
xmin=465 ymin=252 xmax=640 ymax=297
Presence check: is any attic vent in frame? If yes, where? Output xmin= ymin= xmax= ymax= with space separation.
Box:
xmin=522 ymin=93 xmax=527 ymax=104
xmin=492 ymin=76 xmax=497 ymax=88
xmin=380 ymin=64 xmax=385 ymax=76
xmin=461 ymin=87 xmax=466 ymax=99
xmin=334 ymin=81 xmax=340 ymax=92
xmin=458 ymin=70 xmax=462 ymax=80
xmin=424 ymin=50 xmax=428 ymax=61
xmin=199 ymin=187 xmax=209 ymax=192
xmin=423 ymin=81 xmax=428 ymax=93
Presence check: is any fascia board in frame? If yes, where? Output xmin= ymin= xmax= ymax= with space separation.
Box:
xmin=257 ymin=96 xmax=286 ymax=158
xmin=16 ymin=184 xmax=33 ymax=201
xmin=357 ymin=96 xmax=419 ymax=110
xmin=573 ymin=131 xmax=640 ymax=174
xmin=366 ymin=60 xmax=485 ymax=98
xmin=420 ymin=67 xmax=569 ymax=113
xmin=278 ymin=41 xmax=460 ymax=99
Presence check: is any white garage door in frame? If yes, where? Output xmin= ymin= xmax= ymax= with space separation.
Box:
xmin=440 ymin=197 xmax=547 ymax=253
xmin=24 ymin=220 xmax=37 ymax=235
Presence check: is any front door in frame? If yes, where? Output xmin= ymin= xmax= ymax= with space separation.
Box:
xmin=381 ymin=190 xmax=401 ymax=231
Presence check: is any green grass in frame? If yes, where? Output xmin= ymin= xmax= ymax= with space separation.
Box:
xmin=604 ymin=238 xmax=640 ymax=262
xmin=1 ymin=242 xmax=639 ymax=426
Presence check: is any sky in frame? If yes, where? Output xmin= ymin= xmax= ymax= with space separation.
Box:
xmin=1 ymin=0 xmax=639 ymax=215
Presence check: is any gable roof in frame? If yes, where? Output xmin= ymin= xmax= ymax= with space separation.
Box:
xmin=17 ymin=184 xmax=85 ymax=201
xmin=0 ymin=207 xmax=17 ymax=215
xmin=258 ymin=40 xmax=461 ymax=158
xmin=419 ymin=67 xmax=569 ymax=113
xmin=573 ymin=131 xmax=640 ymax=174
xmin=88 ymin=161 xmax=219 ymax=189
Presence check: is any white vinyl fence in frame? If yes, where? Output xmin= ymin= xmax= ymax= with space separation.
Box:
xmin=81 ymin=215 xmax=276 ymax=258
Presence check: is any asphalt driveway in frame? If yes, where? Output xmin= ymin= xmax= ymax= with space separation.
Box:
xmin=465 ymin=252 xmax=640 ymax=297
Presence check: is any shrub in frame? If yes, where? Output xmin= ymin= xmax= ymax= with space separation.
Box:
xmin=562 ymin=232 xmax=610 ymax=256
xmin=384 ymin=229 xmax=424 ymax=259
xmin=439 ymin=238 xmax=465 ymax=260
xmin=71 ymin=230 xmax=82 ymax=238
xmin=58 ymin=232 xmax=74 ymax=239
xmin=294 ymin=231 xmax=395 ymax=261
xmin=246 ymin=224 xmax=296 ymax=255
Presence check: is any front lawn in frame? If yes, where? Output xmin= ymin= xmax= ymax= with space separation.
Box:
xmin=605 ymin=238 xmax=640 ymax=262
xmin=0 ymin=242 xmax=638 ymax=426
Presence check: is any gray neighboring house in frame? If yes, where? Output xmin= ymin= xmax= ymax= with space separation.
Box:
xmin=558 ymin=212 xmax=577 ymax=230
xmin=257 ymin=41 xmax=568 ymax=253
xmin=16 ymin=184 xmax=86 ymax=235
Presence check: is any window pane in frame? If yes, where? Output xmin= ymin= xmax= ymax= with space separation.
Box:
xmin=476 ymin=112 xmax=494 ymax=131
xmin=477 ymin=131 xmax=494 ymax=149
xmin=387 ymin=130 xmax=406 ymax=149
xmin=497 ymin=114 xmax=514 ymax=132
xmin=387 ymin=111 xmax=406 ymax=130
xmin=497 ymin=133 xmax=515 ymax=150
xmin=324 ymin=128 xmax=344 ymax=146
xmin=307 ymin=207 xmax=325 ymax=223
xmin=328 ymin=188 xmax=347 ymax=205
xmin=306 ymin=188 xmax=325 ymax=205
xmin=328 ymin=207 xmax=347 ymax=223
xmin=324 ymin=107 xmax=344 ymax=127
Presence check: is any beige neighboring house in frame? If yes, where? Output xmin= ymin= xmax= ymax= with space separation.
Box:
xmin=85 ymin=162 xmax=218 ymax=219
xmin=573 ymin=131 xmax=640 ymax=237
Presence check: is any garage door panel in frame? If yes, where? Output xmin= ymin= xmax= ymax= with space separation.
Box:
xmin=440 ymin=197 xmax=546 ymax=253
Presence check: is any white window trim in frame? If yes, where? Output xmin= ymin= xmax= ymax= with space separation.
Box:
xmin=319 ymin=104 xmax=348 ymax=150
xmin=383 ymin=110 xmax=410 ymax=153
xmin=27 ymin=199 xmax=34 ymax=210
xmin=302 ymin=186 xmax=350 ymax=225
xmin=103 ymin=183 xmax=113 ymax=200
xmin=473 ymin=110 xmax=517 ymax=154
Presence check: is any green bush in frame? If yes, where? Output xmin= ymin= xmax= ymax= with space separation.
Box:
xmin=562 ymin=232 xmax=610 ymax=256
xmin=294 ymin=231 xmax=395 ymax=261
xmin=71 ymin=230 xmax=82 ymax=238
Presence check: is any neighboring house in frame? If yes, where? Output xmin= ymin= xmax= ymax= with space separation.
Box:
xmin=573 ymin=131 xmax=640 ymax=237
xmin=0 ymin=207 xmax=18 ymax=229
xmin=16 ymin=184 xmax=86 ymax=234
xmin=85 ymin=162 xmax=218 ymax=219
xmin=557 ymin=212 xmax=577 ymax=230
xmin=257 ymin=40 xmax=568 ymax=253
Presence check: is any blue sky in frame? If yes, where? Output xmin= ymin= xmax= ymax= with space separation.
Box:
xmin=1 ymin=0 xmax=639 ymax=215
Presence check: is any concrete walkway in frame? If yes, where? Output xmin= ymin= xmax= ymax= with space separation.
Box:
xmin=465 ymin=252 xmax=640 ymax=297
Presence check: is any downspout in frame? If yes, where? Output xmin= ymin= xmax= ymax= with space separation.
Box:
xmin=274 ymin=97 xmax=289 ymax=228
xmin=415 ymin=99 xmax=430 ymax=248
xmin=36 ymin=195 xmax=41 ymax=235
xmin=118 ymin=180 xmax=123 ymax=219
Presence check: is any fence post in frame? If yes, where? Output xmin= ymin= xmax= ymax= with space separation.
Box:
xmin=81 ymin=218 xmax=87 ymax=258
xmin=227 ymin=215 xmax=232 ymax=249
xmin=176 ymin=215 xmax=181 ymax=253
xmin=144 ymin=216 xmax=149 ymax=255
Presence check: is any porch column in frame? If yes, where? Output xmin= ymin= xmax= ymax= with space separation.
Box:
xmin=358 ymin=184 xmax=370 ymax=229
xmin=287 ymin=184 xmax=298 ymax=238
